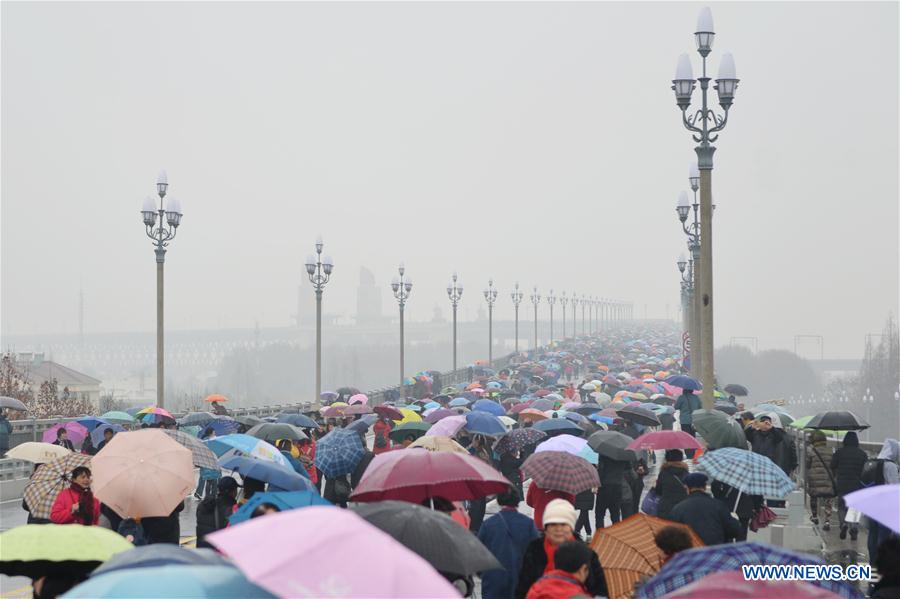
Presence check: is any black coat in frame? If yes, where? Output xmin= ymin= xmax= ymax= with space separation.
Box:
xmin=711 ymin=481 xmax=763 ymax=520
xmin=597 ymin=457 xmax=628 ymax=488
xmin=499 ymin=452 xmax=524 ymax=482
xmin=196 ymin=494 xmax=236 ymax=548
xmin=514 ymin=536 xmax=608 ymax=599
xmin=655 ymin=462 xmax=689 ymax=519
xmin=142 ymin=501 xmax=184 ymax=545
xmin=351 ymin=451 xmax=376 ymax=490
xmin=830 ymin=433 xmax=868 ymax=496
xmin=669 ymin=491 xmax=742 ymax=546
xmin=747 ymin=428 xmax=797 ymax=475
xmin=574 ymin=488 xmax=596 ymax=510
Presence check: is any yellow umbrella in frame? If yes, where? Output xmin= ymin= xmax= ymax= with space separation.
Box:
xmin=6 ymin=442 xmax=70 ymax=464
xmin=408 ymin=435 xmax=468 ymax=453
xmin=394 ymin=408 xmax=422 ymax=424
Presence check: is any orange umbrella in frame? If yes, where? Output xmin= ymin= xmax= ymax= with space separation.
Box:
xmin=92 ymin=430 xmax=194 ymax=518
xmin=590 ymin=513 xmax=703 ymax=599
xmin=204 ymin=394 xmax=229 ymax=403
xmin=518 ymin=409 xmax=548 ymax=422
xmin=465 ymin=383 xmax=482 ymax=391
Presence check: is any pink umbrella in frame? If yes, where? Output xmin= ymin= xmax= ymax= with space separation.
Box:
xmin=348 ymin=393 xmax=369 ymax=405
xmin=42 ymin=422 xmax=88 ymax=445
xmin=598 ymin=408 xmax=620 ymax=418
xmin=424 ymin=414 xmax=465 ymax=437
xmin=627 ymin=430 xmax=702 ymax=451
xmin=662 ymin=571 xmax=842 ymax=599
xmin=508 ymin=402 xmax=534 ymax=414
xmin=208 ymin=506 xmax=458 ymax=598
xmin=561 ymin=401 xmax=582 ymax=411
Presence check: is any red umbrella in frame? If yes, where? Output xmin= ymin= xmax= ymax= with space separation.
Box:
xmin=626 ymin=430 xmax=702 ymax=451
xmin=534 ymin=389 xmax=551 ymax=397
xmin=374 ymin=406 xmax=403 ymax=420
xmin=322 ymin=406 xmax=345 ymax=418
xmin=521 ymin=451 xmax=600 ymax=495
xmin=343 ymin=404 xmax=373 ymax=416
xmin=350 ymin=449 xmax=510 ymax=503
xmin=508 ymin=402 xmax=534 ymax=415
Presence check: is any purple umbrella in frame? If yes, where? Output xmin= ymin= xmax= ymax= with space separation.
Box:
xmin=845 ymin=485 xmax=900 ymax=533
xmin=424 ymin=408 xmax=455 ymax=424
xmin=42 ymin=422 xmax=89 ymax=445
xmin=425 ymin=415 xmax=465 ymax=437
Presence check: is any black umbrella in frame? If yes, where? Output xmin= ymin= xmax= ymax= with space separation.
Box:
xmin=276 ymin=413 xmax=320 ymax=429
xmin=246 ymin=422 xmax=309 ymax=442
xmin=0 ymin=396 xmax=27 ymax=411
xmin=723 ymin=384 xmax=749 ymax=397
xmin=572 ymin=403 xmax=604 ymax=416
xmin=614 ymin=406 xmax=661 ymax=427
xmin=713 ymin=402 xmax=738 ymax=416
xmin=178 ymin=412 xmax=217 ymax=426
xmin=234 ymin=415 xmax=263 ymax=428
xmin=352 ymin=501 xmax=501 ymax=576
xmin=805 ymin=411 xmax=870 ymax=431
xmin=587 ymin=430 xmax=637 ymax=462
xmin=650 ymin=395 xmax=675 ymax=406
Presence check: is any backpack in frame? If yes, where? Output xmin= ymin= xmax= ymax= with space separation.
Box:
xmin=860 ymin=458 xmax=886 ymax=487
xmin=374 ymin=431 xmax=388 ymax=449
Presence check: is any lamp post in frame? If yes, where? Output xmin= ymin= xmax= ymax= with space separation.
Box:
xmin=571 ymin=294 xmax=579 ymax=338
xmin=305 ymin=237 xmax=334 ymax=403
xmin=581 ymin=294 xmax=587 ymax=336
xmin=141 ymin=170 xmax=183 ymax=409
xmin=863 ymin=388 xmax=874 ymax=440
xmin=546 ymin=290 xmax=556 ymax=344
xmin=483 ymin=279 xmax=498 ymax=364
xmin=677 ymin=179 xmax=702 ymax=378
xmin=391 ymin=264 xmax=413 ymax=397
xmin=530 ymin=287 xmax=541 ymax=348
xmin=678 ymin=253 xmax=693 ymax=370
xmin=447 ymin=272 xmax=463 ymax=371
xmin=672 ymin=6 xmax=739 ymax=409
xmin=511 ymin=282 xmax=524 ymax=353
xmin=560 ymin=292 xmax=568 ymax=339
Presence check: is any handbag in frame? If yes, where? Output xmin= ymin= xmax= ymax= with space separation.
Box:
xmin=845 ymin=507 xmax=862 ymax=523
xmin=641 ymin=488 xmax=661 ymax=516
xmin=749 ymin=505 xmax=777 ymax=532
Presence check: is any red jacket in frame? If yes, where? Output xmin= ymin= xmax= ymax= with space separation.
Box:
xmin=50 ymin=487 xmax=100 ymax=525
xmin=525 ymin=570 xmax=588 ymax=599
xmin=526 ymin=484 xmax=575 ymax=530
xmin=373 ymin=420 xmax=392 ymax=455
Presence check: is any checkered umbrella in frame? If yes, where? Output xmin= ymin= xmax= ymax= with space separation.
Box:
xmin=22 ymin=452 xmax=91 ymax=520
xmin=495 ymin=428 xmax=547 ymax=454
xmin=634 ymin=542 xmax=862 ymax=599
xmin=696 ymin=447 xmax=795 ymax=498
xmin=521 ymin=450 xmax=599 ymax=495
xmin=314 ymin=428 xmax=366 ymax=478
xmin=162 ymin=429 xmax=219 ymax=470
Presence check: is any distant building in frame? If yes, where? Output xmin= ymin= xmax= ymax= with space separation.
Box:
xmin=357 ymin=267 xmax=385 ymax=325
xmin=16 ymin=352 xmax=102 ymax=408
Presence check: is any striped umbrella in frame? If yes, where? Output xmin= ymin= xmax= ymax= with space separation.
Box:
xmin=162 ymin=429 xmax=219 ymax=469
xmin=22 ymin=452 xmax=91 ymax=520
xmin=696 ymin=447 xmax=796 ymax=498
xmin=591 ymin=514 xmax=703 ymax=599
xmin=521 ymin=451 xmax=599 ymax=495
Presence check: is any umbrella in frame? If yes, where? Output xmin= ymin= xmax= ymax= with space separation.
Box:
xmin=246 ymin=422 xmax=308 ymax=443
xmin=220 ymin=456 xmax=315 ymax=492
xmin=408 ymin=435 xmax=468 ymax=453
xmin=162 ymin=429 xmax=219 ymax=469
xmin=353 ymin=500 xmax=501 ymax=576
xmin=22 ymin=452 xmax=91 ymax=520
xmin=805 ymin=411 xmax=870 ymax=431
xmin=91 ymin=545 xmax=230 ymax=577
xmin=519 ymin=408 xmax=549 ymax=422
xmin=495 ymin=427 xmax=547 ymax=453
xmin=425 ymin=414 xmax=466 ymax=437
xmin=723 ymin=384 xmax=749 ymax=397
xmin=346 ymin=414 xmax=378 ymax=433
xmin=662 ymin=571 xmax=843 ymax=599
xmin=530 ymin=398 xmax=555 ymax=411
xmin=322 ymin=405 xmax=346 ymax=418
xmin=75 ymin=416 xmax=112 ymax=432
xmin=464 ymin=411 xmax=507 ymax=436
xmin=650 ymin=395 xmax=676 ymax=406
xmin=202 ymin=418 xmax=241 ymax=436
xmin=350 ymin=449 xmax=510 ymax=503
xmin=344 ymin=404 xmax=373 ymax=416
xmin=521 ymin=451 xmax=600 ymax=494
xmin=572 ymin=403 xmax=604 ymax=416
xmin=6 ymin=442 xmax=70 ymax=464
xmin=697 ymin=447 xmax=796 ymax=498
xmin=590 ymin=514 xmax=703 ymax=599
xmin=692 ymin=409 xmax=748 ymax=450
xmin=234 ymin=415 xmax=264 ymax=428
xmin=424 ymin=408 xmax=455 ymax=424
xmin=615 ymin=406 xmax=661 ymax=427
xmin=373 ymin=405 xmax=404 ymax=420
xmin=533 ymin=418 xmax=583 ymax=437
xmin=0 ymin=396 xmax=27 ymax=411
xmin=100 ymin=411 xmax=135 ymax=424
xmin=587 ymin=431 xmax=637 ymax=462
xmin=535 ymin=434 xmax=598 ymax=464
xmin=90 ymin=423 xmax=125 ymax=446
xmin=41 ymin=422 xmax=88 ymax=445
xmin=207 ymin=507 xmax=458 ymax=598
xmin=389 ymin=421 xmax=432 ymax=443
xmin=0 ymin=523 xmax=133 ymax=579
xmin=204 ymin=434 xmax=290 ymax=467
xmin=472 ymin=399 xmax=505 ymax=417
xmin=93 ymin=430 xmax=194 ymax=518
xmin=634 ymin=541 xmax=862 ymax=599
xmin=336 ymin=386 xmax=361 ymax=397
xmin=713 ymin=401 xmax=738 ymax=416
xmin=204 ymin=394 xmax=229 ymax=403
xmin=448 ymin=397 xmax=470 ymax=407
xmin=321 ymin=391 xmax=339 ymax=401
xmin=178 ymin=412 xmax=217 ymax=427
xmin=627 ymin=430 xmax=702 ymax=451
xmin=314 ymin=428 xmax=366 ymax=478
xmin=664 ymin=375 xmax=702 ymax=391
xmin=67 ymin=564 xmax=276 ymax=598
xmin=395 ymin=408 xmax=423 ymax=424
xmin=844 ymin=485 xmax=900 ymax=534
xmin=136 ymin=406 xmax=174 ymax=418
xmin=348 ymin=393 xmax=369 ymax=405
xmin=230 ymin=490 xmax=331 ymax=524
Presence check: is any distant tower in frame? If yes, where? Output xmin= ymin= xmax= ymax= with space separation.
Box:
xmin=356 ymin=267 xmax=383 ymax=325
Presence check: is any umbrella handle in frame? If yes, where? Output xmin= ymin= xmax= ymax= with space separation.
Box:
xmin=733 ymin=489 xmax=742 ymax=515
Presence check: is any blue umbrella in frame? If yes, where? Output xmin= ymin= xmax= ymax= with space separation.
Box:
xmin=204 ymin=434 xmax=290 ymax=468
xmin=92 ymin=546 xmax=230 ymax=577
xmin=66 ymin=565 xmax=276 ymax=598
xmin=423 ymin=401 xmax=441 ymax=410
xmin=346 ymin=414 xmax=377 ymax=433
xmin=664 ymin=375 xmax=702 ymax=391
xmin=276 ymin=413 xmax=319 ymax=429
xmin=90 ymin=423 xmax=124 ymax=446
xmin=589 ymin=413 xmax=616 ymax=425
xmin=449 ymin=397 xmax=470 ymax=407
xmin=563 ymin=412 xmax=588 ymax=425
xmin=229 ymin=490 xmax=332 ymax=525
xmin=472 ymin=399 xmax=505 ymax=417
xmin=464 ymin=411 xmax=506 ymax=436
xmin=76 ymin=417 xmax=111 ymax=432
xmin=204 ymin=418 xmax=241 ymax=436
xmin=220 ymin=456 xmax=316 ymax=492
xmin=533 ymin=418 xmax=583 ymax=436
xmin=314 ymin=428 xmax=366 ymax=478
xmin=280 ymin=451 xmax=311 ymax=479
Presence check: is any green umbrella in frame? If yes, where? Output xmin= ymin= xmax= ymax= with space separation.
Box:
xmin=788 ymin=415 xmax=845 ymax=439
xmin=0 ymin=524 xmax=133 ymax=578
xmin=692 ymin=409 xmax=748 ymax=450
xmin=388 ymin=421 xmax=431 ymax=444
xmin=101 ymin=411 xmax=135 ymax=424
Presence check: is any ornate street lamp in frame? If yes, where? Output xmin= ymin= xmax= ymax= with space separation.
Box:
xmin=391 ymin=264 xmax=413 ymax=397
xmin=511 ymin=282 xmax=524 ymax=353
xmin=447 ymin=272 xmax=463 ymax=371
xmin=305 ymin=236 xmax=334 ymax=403
xmin=483 ymin=279 xmax=498 ymax=363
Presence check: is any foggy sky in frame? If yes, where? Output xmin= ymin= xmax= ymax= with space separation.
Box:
xmin=2 ymin=1 xmax=897 ymax=359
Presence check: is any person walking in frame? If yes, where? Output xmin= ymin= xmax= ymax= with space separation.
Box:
xmin=526 ymin=483 xmax=575 ymax=531
xmin=525 ymin=541 xmax=596 ymax=599
xmin=674 ymin=389 xmax=701 ymax=458
xmin=805 ymin=430 xmax=836 ymax=531
xmin=745 ymin=415 xmax=796 ymax=507
xmin=655 ymin=449 xmax=689 ymax=520
xmin=864 ymin=438 xmax=899 ymax=565
xmin=594 ymin=455 xmax=628 ymax=528
xmin=711 ymin=480 xmax=762 ymax=542
xmin=668 ymin=472 xmax=741 ymax=546
xmin=498 ymin=448 xmax=525 ymax=500
xmin=515 ymin=499 xmax=608 ymax=599
xmin=52 ymin=428 xmax=75 ymax=452
xmin=50 ymin=466 xmax=100 ymax=525
xmin=196 ymin=477 xmax=239 ymax=549
xmin=477 ymin=488 xmax=540 ymax=599
xmin=467 ymin=435 xmax=492 ymax=533
xmin=830 ymin=431 xmax=868 ymax=541
xmin=0 ymin=409 xmax=12 ymax=457
xmin=573 ymin=488 xmax=596 ymax=538
xmin=372 ymin=415 xmax=392 ymax=455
